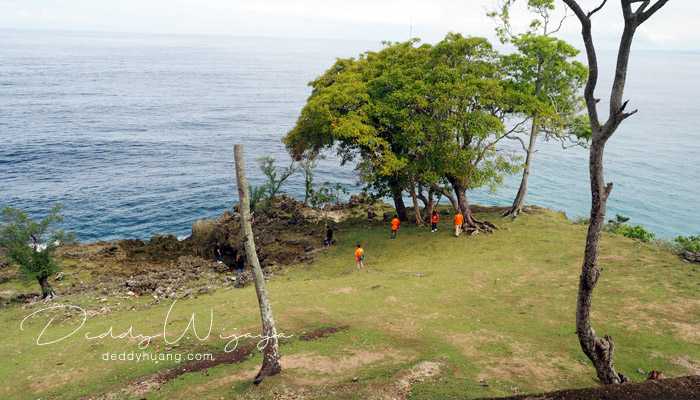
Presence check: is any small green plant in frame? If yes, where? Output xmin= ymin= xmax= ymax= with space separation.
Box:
xmin=604 ymin=214 xmax=655 ymax=242
xmin=574 ymin=216 xmax=590 ymax=225
xmin=256 ymin=156 xmax=298 ymax=214
xmin=309 ymin=182 xmax=349 ymax=227
xmin=673 ymin=235 xmax=700 ymax=253
xmin=604 ymin=214 xmax=630 ymax=232
xmin=248 ymin=184 xmax=267 ymax=213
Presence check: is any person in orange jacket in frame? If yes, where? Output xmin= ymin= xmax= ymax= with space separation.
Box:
xmin=390 ymin=214 xmax=400 ymax=239
xmin=355 ymin=243 xmax=365 ymax=269
xmin=454 ymin=211 xmax=464 ymax=237
xmin=430 ymin=210 xmax=439 ymax=232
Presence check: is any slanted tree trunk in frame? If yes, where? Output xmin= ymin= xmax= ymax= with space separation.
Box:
xmin=233 ymin=144 xmax=282 ymax=385
xmin=564 ymin=0 xmax=669 ymax=384
xmin=431 ymin=183 xmax=459 ymax=213
xmin=504 ymin=120 xmax=539 ymax=217
xmin=409 ymin=176 xmax=424 ymax=226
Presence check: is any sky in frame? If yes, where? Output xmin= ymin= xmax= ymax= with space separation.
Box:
xmin=0 ymin=0 xmax=697 ymax=51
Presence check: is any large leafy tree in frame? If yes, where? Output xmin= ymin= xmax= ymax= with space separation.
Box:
xmin=563 ymin=0 xmax=669 ymax=384
xmin=0 ymin=205 xmax=74 ymax=298
xmin=285 ymin=34 xmax=530 ymax=231
xmin=489 ymin=0 xmax=589 ymax=217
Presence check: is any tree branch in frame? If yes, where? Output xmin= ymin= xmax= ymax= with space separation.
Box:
xmin=588 ymin=0 xmax=608 ymax=18
xmin=639 ymin=0 xmax=670 ymax=24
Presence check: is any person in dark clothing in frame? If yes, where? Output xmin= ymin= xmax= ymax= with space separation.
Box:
xmin=235 ymin=253 xmax=245 ymax=277
xmin=324 ymin=227 xmax=334 ymax=246
xmin=214 ymin=242 xmax=222 ymax=263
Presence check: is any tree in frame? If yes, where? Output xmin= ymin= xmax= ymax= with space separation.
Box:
xmin=298 ymin=151 xmax=326 ymax=206
xmin=256 ymin=156 xmax=298 ymax=213
xmin=0 ymin=205 xmax=74 ymax=298
xmin=563 ymin=0 xmax=669 ymax=384
xmin=285 ymin=34 xmax=530 ymax=232
xmin=233 ymin=145 xmax=282 ymax=385
xmin=489 ymin=0 xmax=589 ymax=217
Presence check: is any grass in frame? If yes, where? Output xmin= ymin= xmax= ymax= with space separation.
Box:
xmin=1 ymin=207 xmax=699 ymax=399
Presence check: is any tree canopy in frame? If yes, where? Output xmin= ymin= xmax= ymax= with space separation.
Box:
xmin=284 ymin=33 xmax=539 ymax=231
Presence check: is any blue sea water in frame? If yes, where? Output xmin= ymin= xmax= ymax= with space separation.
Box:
xmin=1 ymin=30 xmax=699 ymax=242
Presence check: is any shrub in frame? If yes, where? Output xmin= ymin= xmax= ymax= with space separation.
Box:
xmin=614 ymin=224 xmax=655 ymax=242
xmin=673 ymin=235 xmax=700 ymax=253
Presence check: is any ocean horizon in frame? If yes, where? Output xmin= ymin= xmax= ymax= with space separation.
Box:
xmin=1 ymin=29 xmax=699 ymax=242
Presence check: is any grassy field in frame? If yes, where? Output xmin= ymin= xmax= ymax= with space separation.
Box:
xmin=1 ymin=207 xmax=699 ymax=399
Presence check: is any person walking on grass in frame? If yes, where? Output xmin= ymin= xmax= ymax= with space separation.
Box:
xmin=355 ymin=243 xmax=365 ymax=269
xmin=430 ymin=210 xmax=439 ymax=232
xmin=454 ymin=211 xmax=464 ymax=237
xmin=390 ymin=215 xmax=400 ymax=239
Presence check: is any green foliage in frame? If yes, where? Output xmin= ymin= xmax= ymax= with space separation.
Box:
xmin=605 ymin=214 xmax=630 ymax=232
xmin=0 ymin=205 xmax=74 ymax=296
xmin=285 ymin=33 xmax=529 ymax=204
xmin=256 ymin=156 xmax=298 ymax=213
xmin=309 ymin=182 xmax=349 ymax=227
xmin=489 ymin=0 xmax=589 ymax=147
xmin=614 ymin=224 xmax=655 ymax=242
xmin=298 ymin=151 xmax=326 ymax=206
xmin=604 ymin=214 xmax=655 ymax=242
xmin=248 ymin=184 xmax=266 ymax=212
xmin=673 ymin=235 xmax=700 ymax=253
xmin=574 ymin=216 xmax=590 ymax=225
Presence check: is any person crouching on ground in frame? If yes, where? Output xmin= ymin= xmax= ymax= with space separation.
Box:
xmin=355 ymin=243 xmax=365 ymax=269
xmin=454 ymin=211 xmax=464 ymax=237
xmin=324 ymin=226 xmax=334 ymax=246
xmin=430 ymin=210 xmax=439 ymax=232
xmin=390 ymin=215 xmax=400 ymax=239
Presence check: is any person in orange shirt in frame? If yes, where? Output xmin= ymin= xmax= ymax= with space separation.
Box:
xmin=430 ymin=210 xmax=439 ymax=232
xmin=454 ymin=211 xmax=464 ymax=237
xmin=390 ymin=215 xmax=400 ymax=239
xmin=355 ymin=243 xmax=365 ymax=269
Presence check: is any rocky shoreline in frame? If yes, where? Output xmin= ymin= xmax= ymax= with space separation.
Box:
xmin=1 ymin=193 xmax=394 ymax=305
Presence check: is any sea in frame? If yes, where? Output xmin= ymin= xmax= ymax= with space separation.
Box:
xmin=1 ymin=30 xmax=699 ymax=242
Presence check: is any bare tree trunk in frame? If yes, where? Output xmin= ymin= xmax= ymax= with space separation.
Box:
xmin=504 ymin=125 xmax=538 ymax=217
xmin=391 ymin=185 xmax=409 ymax=222
xmin=452 ymin=182 xmax=497 ymax=234
xmin=564 ymin=0 xmax=669 ymax=384
xmin=409 ymin=176 xmax=424 ymax=226
xmin=233 ymin=144 xmax=282 ymax=385
xmin=38 ymin=276 xmax=54 ymax=299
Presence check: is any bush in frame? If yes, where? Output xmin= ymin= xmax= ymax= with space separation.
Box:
xmin=614 ymin=224 xmax=655 ymax=242
xmin=673 ymin=235 xmax=700 ymax=253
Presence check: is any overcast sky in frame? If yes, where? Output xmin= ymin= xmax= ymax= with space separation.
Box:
xmin=1 ymin=0 xmax=696 ymax=51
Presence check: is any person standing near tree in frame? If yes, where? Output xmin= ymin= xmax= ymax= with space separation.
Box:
xmin=454 ymin=211 xmax=464 ymax=237
xmin=390 ymin=215 xmax=400 ymax=240
xmin=430 ymin=210 xmax=440 ymax=232
xmin=235 ymin=253 xmax=245 ymax=277
xmin=355 ymin=243 xmax=365 ymax=269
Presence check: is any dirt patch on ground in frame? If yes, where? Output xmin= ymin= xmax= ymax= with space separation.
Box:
xmin=477 ymin=375 xmax=700 ymax=400
xmin=283 ymin=349 xmax=403 ymax=382
xmin=297 ymin=325 xmax=349 ymax=341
